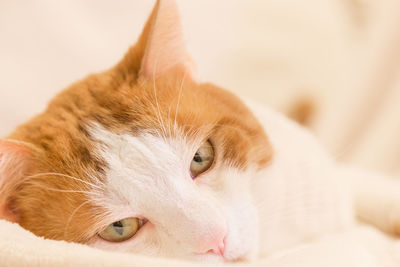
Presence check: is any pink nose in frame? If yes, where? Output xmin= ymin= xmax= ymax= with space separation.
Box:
xmin=192 ymin=221 xmax=227 ymax=256
xmin=208 ymin=239 xmax=225 ymax=256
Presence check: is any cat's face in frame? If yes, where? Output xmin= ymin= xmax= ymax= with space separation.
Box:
xmin=0 ymin=0 xmax=272 ymax=263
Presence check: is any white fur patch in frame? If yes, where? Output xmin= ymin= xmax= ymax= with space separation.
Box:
xmin=88 ymin=124 xmax=259 ymax=262
xmin=86 ymin=100 xmax=357 ymax=262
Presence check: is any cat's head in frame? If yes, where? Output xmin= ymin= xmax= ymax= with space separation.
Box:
xmin=0 ymin=0 xmax=272 ymax=262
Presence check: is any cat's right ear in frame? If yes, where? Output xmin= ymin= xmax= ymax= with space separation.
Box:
xmin=116 ymin=0 xmax=197 ymax=82
xmin=0 ymin=140 xmax=32 ymax=222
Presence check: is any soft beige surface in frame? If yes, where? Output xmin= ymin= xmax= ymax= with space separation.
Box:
xmin=1 ymin=219 xmax=399 ymax=267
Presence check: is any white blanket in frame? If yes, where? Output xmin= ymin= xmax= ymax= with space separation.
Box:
xmin=1 ymin=220 xmax=399 ymax=267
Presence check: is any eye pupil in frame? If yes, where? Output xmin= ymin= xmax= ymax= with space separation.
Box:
xmin=112 ymin=221 xmax=124 ymax=235
xmin=193 ymin=153 xmax=203 ymax=163
xmin=113 ymin=221 xmax=123 ymax=228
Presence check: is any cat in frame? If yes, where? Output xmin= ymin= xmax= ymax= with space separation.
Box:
xmin=0 ymin=0 xmax=399 ymax=263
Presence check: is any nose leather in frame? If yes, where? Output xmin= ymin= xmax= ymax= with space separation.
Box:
xmin=209 ymin=239 xmax=225 ymax=256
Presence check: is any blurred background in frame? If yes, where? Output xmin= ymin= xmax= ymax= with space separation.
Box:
xmin=0 ymin=0 xmax=399 ymax=177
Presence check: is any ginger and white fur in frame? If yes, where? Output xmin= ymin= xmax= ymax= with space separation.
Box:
xmin=0 ymin=0 xmax=400 ymax=264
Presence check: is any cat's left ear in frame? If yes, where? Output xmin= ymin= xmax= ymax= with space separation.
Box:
xmin=119 ymin=0 xmax=197 ymax=81
xmin=0 ymin=140 xmax=32 ymax=222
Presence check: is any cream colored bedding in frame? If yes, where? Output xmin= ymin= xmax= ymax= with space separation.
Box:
xmin=1 ymin=219 xmax=399 ymax=267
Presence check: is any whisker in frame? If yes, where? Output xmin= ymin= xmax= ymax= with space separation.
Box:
xmin=64 ymin=199 xmax=91 ymax=240
xmin=23 ymin=172 xmax=103 ymax=190
xmin=152 ymin=57 xmax=168 ymax=139
xmin=30 ymin=183 xmax=103 ymax=196
xmin=167 ymin=99 xmax=174 ymax=136
xmin=174 ymin=71 xmax=186 ymax=134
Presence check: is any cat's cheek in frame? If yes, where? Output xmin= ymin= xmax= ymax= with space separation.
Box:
xmin=222 ymin=201 xmax=260 ymax=261
xmin=208 ymin=167 xmax=260 ymax=261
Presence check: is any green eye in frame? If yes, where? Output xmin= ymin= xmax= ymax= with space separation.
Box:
xmin=190 ymin=140 xmax=215 ymax=178
xmin=98 ymin=217 xmax=140 ymax=242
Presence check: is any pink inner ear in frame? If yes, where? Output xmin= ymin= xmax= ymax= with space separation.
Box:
xmin=139 ymin=0 xmax=197 ymax=80
xmin=0 ymin=199 xmax=19 ymax=223
xmin=0 ymin=140 xmax=32 ymax=222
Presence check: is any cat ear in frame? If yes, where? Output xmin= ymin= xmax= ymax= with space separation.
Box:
xmin=118 ymin=0 xmax=197 ymax=81
xmin=0 ymin=140 xmax=32 ymax=222
xmin=139 ymin=0 xmax=196 ymax=80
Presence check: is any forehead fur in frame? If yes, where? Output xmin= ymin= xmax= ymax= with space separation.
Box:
xmin=12 ymin=69 xmax=271 ymax=170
